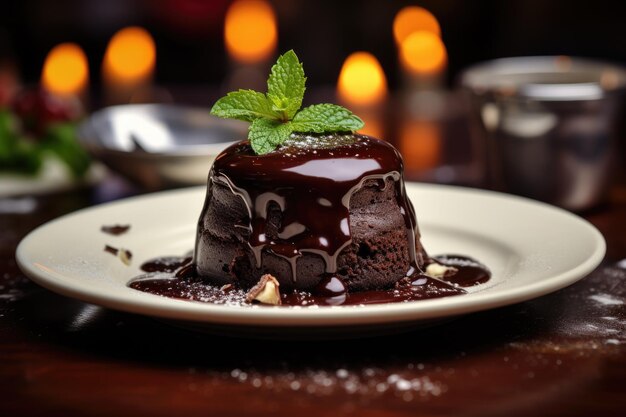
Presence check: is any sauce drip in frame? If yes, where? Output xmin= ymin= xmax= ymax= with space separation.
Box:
xmin=202 ymin=134 xmax=419 ymax=283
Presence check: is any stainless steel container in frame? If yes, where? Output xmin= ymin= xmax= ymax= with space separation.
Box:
xmin=78 ymin=104 xmax=247 ymax=189
xmin=461 ymin=56 xmax=626 ymax=211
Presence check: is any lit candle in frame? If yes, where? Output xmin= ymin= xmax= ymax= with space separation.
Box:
xmin=393 ymin=6 xmax=441 ymax=44
xmin=224 ymin=0 xmax=277 ymax=90
xmin=393 ymin=6 xmax=447 ymax=91
xmin=337 ymin=52 xmax=388 ymax=138
xmin=41 ymin=43 xmax=89 ymax=101
xmin=102 ymin=26 xmax=156 ymax=104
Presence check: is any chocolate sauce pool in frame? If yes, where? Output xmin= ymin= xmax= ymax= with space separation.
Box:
xmin=199 ymin=134 xmax=421 ymax=283
xmin=129 ymin=254 xmax=490 ymax=307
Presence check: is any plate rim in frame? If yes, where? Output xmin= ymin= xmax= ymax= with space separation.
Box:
xmin=16 ymin=183 xmax=606 ymax=326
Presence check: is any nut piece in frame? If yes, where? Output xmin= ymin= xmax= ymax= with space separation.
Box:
xmin=425 ymin=262 xmax=457 ymax=279
xmin=246 ymin=274 xmax=282 ymax=305
xmin=117 ymin=249 xmax=133 ymax=265
xmin=118 ymin=249 xmax=132 ymax=266
xmin=104 ymin=245 xmax=132 ymax=266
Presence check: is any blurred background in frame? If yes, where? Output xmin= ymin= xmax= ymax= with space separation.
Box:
xmin=2 ymin=0 xmax=625 ymax=91
xmin=1 ymin=0 xmax=625 ymax=210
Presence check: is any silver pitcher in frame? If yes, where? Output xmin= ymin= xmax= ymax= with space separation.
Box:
xmin=461 ymin=56 xmax=626 ymax=211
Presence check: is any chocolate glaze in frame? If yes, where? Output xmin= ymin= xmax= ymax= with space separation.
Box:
xmin=197 ymin=134 xmax=419 ymax=284
xmin=128 ymin=253 xmax=492 ymax=307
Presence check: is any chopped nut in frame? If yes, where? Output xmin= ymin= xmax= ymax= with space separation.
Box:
xmin=104 ymin=244 xmax=132 ymax=266
xmin=246 ymin=274 xmax=282 ymax=305
xmin=118 ymin=249 xmax=132 ymax=266
xmin=220 ymin=283 xmax=234 ymax=292
xmin=425 ymin=262 xmax=457 ymax=279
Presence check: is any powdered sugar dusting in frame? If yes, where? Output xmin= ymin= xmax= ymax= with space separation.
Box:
xmin=589 ymin=294 xmax=623 ymax=306
xmin=509 ymin=262 xmax=626 ymax=351
xmin=223 ymin=366 xmax=446 ymax=399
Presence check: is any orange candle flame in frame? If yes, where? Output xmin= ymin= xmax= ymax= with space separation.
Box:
xmin=393 ymin=6 xmax=441 ymax=44
xmin=399 ymin=31 xmax=447 ymax=75
xmin=337 ymin=52 xmax=387 ymax=106
xmin=41 ymin=43 xmax=88 ymax=96
xmin=103 ymin=27 xmax=156 ymax=84
xmin=225 ymin=0 xmax=277 ymax=63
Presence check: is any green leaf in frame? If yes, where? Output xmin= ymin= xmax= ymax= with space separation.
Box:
xmin=209 ymin=50 xmax=367 ymax=155
xmin=291 ymin=104 xmax=364 ymax=133
xmin=0 ymin=110 xmax=42 ymax=175
xmin=267 ymin=50 xmax=306 ymax=120
xmin=249 ymin=118 xmax=293 ymax=155
xmin=211 ymin=90 xmax=280 ymax=122
xmin=0 ymin=137 xmax=42 ymax=176
xmin=40 ymin=123 xmax=91 ymax=178
xmin=0 ymin=109 xmax=17 ymax=137
xmin=13 ymin=140 xmax=43 ymax=175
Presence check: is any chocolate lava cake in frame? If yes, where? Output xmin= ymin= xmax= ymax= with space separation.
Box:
xmin=194 ymin=133 xmax=427 ymax=292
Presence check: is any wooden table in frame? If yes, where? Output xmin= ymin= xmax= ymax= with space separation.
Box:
xmin=1 ymin=169 xmax=625 ymax=416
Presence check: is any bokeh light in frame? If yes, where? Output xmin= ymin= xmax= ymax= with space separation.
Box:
xmin=393 ymin=6 xmax=441 ymax=44
xmin=41 ymin=43 xmax=88 ymax=95
xmin=399 ymin=120 xmax=442 ymax=171
xmin=104 ymin=27 xmax=156 ymax=82
xmin=399 ymin=31 xmax=447 ymax=75
xmin=337 ymin=52 xmax=387 ymax=106
xmin=225 ymin=0 xmax=277 ymax=63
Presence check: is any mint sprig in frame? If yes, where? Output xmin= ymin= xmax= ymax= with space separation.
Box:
xmin=267 ymin=50 xmax=305 ymax=120
xmin=210 ymin=50 xmax=364 ymax=155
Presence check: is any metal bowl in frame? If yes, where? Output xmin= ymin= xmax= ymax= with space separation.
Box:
xmin=460 ymin=56 xmax=626 ymax=211
xmin=78 ymin=104 xmax=246 ymax=189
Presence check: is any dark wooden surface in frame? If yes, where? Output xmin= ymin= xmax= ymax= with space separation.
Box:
xmin=1 ymin=170 xmax=625 ymax=416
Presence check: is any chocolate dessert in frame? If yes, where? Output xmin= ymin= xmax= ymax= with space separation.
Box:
xmin=128 ymin=50 xmax=491 ymax=306
xmin=194 ymin=133 xmax=426 ymax=293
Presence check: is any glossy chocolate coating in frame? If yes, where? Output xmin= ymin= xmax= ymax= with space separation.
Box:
xmin=194 ymin=133 xmax=422 ymax=290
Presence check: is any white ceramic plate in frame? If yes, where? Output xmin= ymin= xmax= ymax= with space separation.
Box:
xmin=0 ymin=158 xmax=106 ymax=197
xmin=16 ymin=184 xmax=605 ymax=337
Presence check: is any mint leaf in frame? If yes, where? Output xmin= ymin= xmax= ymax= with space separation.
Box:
xmin=211 ymin=90 xmax=280 ymax=122
xmin=249 ymin=118 xmax=293 ymax=155
xmin=210 ymin=50 xmax=367 ymax=155
xmin=291 ymin=104 xmax=364 ymax=133
xmin=267 ymin=50 xmax=306 ymax=120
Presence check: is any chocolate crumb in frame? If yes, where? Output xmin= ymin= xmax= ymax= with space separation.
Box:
xmin=101 ymin=224 xmax=131 ymax=236
xmin=104 ymin=245 xmax=119 ymax=255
